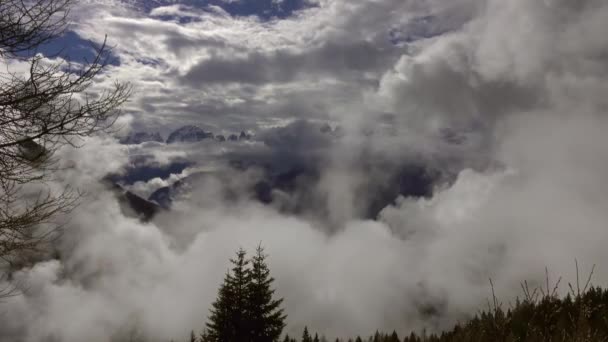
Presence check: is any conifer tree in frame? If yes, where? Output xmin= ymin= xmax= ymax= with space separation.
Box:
xmin=302 ymin=327 xmax=312 ymax=342
xmin=205 ymin=271 xmax=233 ymax=342
xmin=200 ymin=330 xmax=210 ymax=342
xmin=206 ymin=248 xmax=251 ymax=342
xmin=248 ymin=245 xmax=286 ymax=342
xmin=313 ymin=333 xmax=320 ymax=342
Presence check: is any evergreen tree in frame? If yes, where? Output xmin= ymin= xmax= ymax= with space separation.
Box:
xmin=200 ymin=330 xmax=210 ymax=342
xmin=388 ymin=331 xmax=399 ymax=342
xmin=206 ymin=248 xmax=251 ymax=342
xmin=204 ymin=246 xmax=287 ymax=342
xmin=205 ymin=271 xmax=234 ymax=342
xmin=302 ymin=327 xmax=312 ymax=342
xmin=313 ymin=333 xmax=320 ymax=342
xmin=248 ymin=245 xmax=287 ymax=342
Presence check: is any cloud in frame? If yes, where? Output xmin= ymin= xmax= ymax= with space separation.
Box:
xmin=183 ymin=39 xmax=400 ymax=85
xmin=67 ymin=0 xmax=433 ymax=131
xmin=4 ymin=0 xmax=608 ymax=341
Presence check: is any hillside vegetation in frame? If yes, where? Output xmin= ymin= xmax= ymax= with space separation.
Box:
xmin=188 ymin=253 xmax=608 ymax=342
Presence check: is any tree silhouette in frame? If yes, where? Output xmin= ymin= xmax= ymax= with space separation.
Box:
xmin=248 ymin=245 xmax=286 ymax=342
xmin=206 ymin=248 xmax=251 ymax=342
xmin=0 ymin=0 xmax=130 ymax=278
xmin=205 ymin=247 xmax=285 ymax=342
xmin=302 ymin=327 xmax=312 ymax=342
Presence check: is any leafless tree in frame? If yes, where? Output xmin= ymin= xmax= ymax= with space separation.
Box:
xmin=0 ymin=0 xmax=131 ymax=287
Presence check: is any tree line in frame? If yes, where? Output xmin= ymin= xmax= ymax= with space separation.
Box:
xmin=187 ymin=249 xmax=608 ymax=342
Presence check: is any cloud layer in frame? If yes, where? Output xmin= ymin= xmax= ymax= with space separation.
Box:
xmin=2 ymin=0 xmax=608 ymax=341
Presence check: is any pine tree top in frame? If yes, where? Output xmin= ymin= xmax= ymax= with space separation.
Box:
xmin=205 ymin=246 xmax=286 ymax=342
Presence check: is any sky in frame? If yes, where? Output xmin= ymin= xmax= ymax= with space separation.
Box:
xmin=3 ymin=0 xmax=608 ymax=341
xmin=62 ymin=0 xmax=475 ymax=135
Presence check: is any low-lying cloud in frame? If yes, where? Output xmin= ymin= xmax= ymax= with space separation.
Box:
xmin=2 ymin=0 xmax=608 ymax=341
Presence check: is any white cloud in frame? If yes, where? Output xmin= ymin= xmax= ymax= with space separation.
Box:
xmin=4 ymin=0 xmax=608 ymax=340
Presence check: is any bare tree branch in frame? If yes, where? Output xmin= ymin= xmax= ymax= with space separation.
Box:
xmin=0 ymin=0 xmax=71 ymax=57
xmin=0 ymin=0 xmax=131 ymax=291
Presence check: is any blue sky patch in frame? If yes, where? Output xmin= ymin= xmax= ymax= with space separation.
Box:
xmin=18 ymin=31 xmax=121 ymax=66
xmin=202 ymin=0 xmax=315 ymax=20
xmin=127 ymin=0 xmax=316 ymax=20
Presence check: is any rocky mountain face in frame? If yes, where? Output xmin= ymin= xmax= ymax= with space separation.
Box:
xmin=113 ymin=121 xmax=457 ymax=221
xmin=148 ymin=173 xmax=208 ymax=208
xmin=239 ymin=131 xmax=252 ymax=140
xmin=166 ymin=125 xmax=214 ymax=144
xmin=144 ymin=162 xmax=442 ymax=220
xmin=105 ymin=181 xmax=163 ymax=221
xmin=121 ymin=126 xmax=253 ymax=145
xmin=120 ymin=132 xmax=164 ymax=145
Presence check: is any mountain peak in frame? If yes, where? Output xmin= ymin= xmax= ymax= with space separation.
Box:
xmin=166 ymin=125 xmax=214 ymax=144
xmin=239 ymin=131 xmax=252 ymax=141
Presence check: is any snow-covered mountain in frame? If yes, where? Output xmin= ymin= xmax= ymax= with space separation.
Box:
xmin=119 ymin=126 xmax=255 ymax=145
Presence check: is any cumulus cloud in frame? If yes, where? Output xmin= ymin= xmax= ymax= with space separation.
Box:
xmin=3 ymin=0 xmax=608 ymax=341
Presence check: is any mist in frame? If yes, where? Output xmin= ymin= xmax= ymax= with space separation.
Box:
xmin=2 ymin=0 xmax=608 ymax=341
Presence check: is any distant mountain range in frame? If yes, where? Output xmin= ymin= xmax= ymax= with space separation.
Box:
xmin=146 ymin=166 xmax=319 ymax=210
xmin=120 ymin=132 xmax=164 ymax=144
xmin=112 ymin=122 xmax=458 ymax=221
xmin=166 ymin=125 xmax=214 ymax=144
xmin=109 ymin=157 xmax=446 ymax=222
xmin=120 ymin=125 xmax=252 ymax=145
